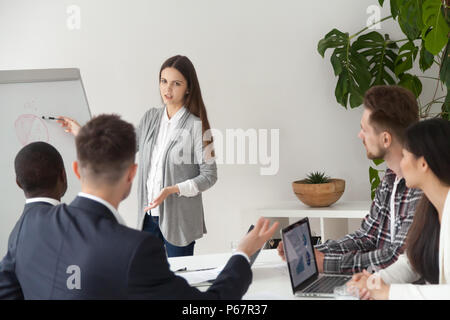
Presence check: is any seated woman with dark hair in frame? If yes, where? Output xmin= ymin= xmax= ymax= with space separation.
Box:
xmin=348 ymin=118 xmax=450 ymax=300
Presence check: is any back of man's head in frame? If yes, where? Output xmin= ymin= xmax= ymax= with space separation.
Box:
xmin=15 ymin=141 xmax=66 ymax=198
xmin=75 ymin=114 xmax=136 ymax=184
xmin=363 ymin=85 xmax=419 ymax=143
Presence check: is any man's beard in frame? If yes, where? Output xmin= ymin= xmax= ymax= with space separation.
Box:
xmin=366 ymin=148 xmax=386 ymax=160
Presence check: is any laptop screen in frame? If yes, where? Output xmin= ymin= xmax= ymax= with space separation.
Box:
xmin=282 ymin=218 xmax=318 ymax=290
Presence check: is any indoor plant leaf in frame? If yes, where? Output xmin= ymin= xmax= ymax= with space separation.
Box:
xmin=318 ymin=29 xmax=372 ymax=108
xmin=397 ymin=73 xmax=423 ymax=97
xmin=422 ymin=0 xmax=450 ymax=55
xmin=396 ymin=0 xmax=425 ymax=40
xmin=369 ymin=166 xmax=382 ymax=200
xmin=419 ymin=39 xmax=435 ymax=71
xmin=440 ymin=42 xmax=450 ymax=89
xmin=390 ymin=0 xmax=400 ymax=19
xmin=353 ymin=31 xmax=399 ymax=86
xmin=394 ymin=41 xmax=419 ymax=76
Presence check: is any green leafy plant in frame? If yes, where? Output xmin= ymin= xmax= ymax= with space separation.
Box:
xmin=318 ymin=0 xmax=450 ymax=199
xmin=304 ymin=171 xmax=332 ymax=184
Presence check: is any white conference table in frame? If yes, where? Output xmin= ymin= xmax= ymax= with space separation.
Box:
xmin=168 ymin=249 xmax=334 ymax=300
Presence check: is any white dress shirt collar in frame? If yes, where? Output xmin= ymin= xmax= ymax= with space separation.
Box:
xmin=78 ymin=192 xmax=126 ymax=226
xmin=25 ymin=197 xmax=60 ymax=206
xmin=163 ymin=105 xmax=186 ymax=124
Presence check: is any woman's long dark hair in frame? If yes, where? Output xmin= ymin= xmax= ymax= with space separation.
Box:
xmin=159 ymin=55 xmax=214 ymax=157
xmin=405 ymin=118 xmax=450 ymax=284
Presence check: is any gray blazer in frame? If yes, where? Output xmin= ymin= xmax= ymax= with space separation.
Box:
xmin=136 ymin=107 xmax=217 ymax=246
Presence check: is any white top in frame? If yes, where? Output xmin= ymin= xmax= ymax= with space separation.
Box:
xmin=379 ymin=189 xmax=450 ymax=299
xmin=25 ymin=197 xmax=60 ymax=206
xmin=146 ymin=106 xmax=199 ymax=217
xmin=78 ymin=192 xmax=126 ymax=226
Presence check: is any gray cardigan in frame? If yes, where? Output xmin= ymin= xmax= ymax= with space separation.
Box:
xmin=135 ymin=107 xmax=217 ymax=246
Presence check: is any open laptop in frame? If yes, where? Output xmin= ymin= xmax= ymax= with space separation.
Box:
xmin=281 ymin=217 xmax=352 ymax=298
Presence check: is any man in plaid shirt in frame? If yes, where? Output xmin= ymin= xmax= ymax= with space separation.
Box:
xmin=278 ymin=85 xmax=423 ymax=274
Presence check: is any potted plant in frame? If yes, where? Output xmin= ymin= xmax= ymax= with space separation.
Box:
xmin=292 ymin=171 xmax=345 ymax=207
xmin=317 ymin=0 xmax=449 ymax=199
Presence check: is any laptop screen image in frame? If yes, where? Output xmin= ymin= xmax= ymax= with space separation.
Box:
xmin=282 ymin=218 xmax=319 ymax=291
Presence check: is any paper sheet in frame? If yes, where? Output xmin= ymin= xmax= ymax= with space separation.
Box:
xmin=176 ymin=266 xmax=224 ymax=285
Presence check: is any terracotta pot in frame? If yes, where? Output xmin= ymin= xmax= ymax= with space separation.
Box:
xmin=292 ymin=178 xmax=345 ymax=207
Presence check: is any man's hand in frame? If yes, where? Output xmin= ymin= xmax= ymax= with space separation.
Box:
xmin=314 ymin=249 xmax=325 ymax=273
xmin=237 ymin=217 xmax=279 ymax=258
xmin=277 ymin=241 xmax=285 ymax=261
xmin=278 ymin=244 xmax=326 ymax=273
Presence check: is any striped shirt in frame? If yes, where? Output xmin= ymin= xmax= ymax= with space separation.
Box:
xmin=315 ymin=169 xmax=423 ymax=274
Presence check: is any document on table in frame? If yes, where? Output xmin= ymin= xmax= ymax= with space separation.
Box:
xmin=176 ymin=266 xmax=224 ymax=285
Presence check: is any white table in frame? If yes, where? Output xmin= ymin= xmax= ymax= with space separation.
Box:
xmin=168 ymin=249 xmax=330 ymax=300
xmin=255 ymin=201 xmax=371 ymax=241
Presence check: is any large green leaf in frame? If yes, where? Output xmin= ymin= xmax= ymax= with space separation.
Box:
xmin=419 ymin=39 xmax=435 ymax=71
xmin=422 ymin=0 xmax=450 ymax=55
xmin=394 ymin=41 xmax=419 ymax=75
xmin=395 ymin=0 xmax=425 ymax=40
xmin=390 ymin=0 xmax=400 ymax=19
xmin=353 ymin=32 xmax=398 ymax=86
xmin=318 ymin=29 xmax=371 ymax=108
xmin=440 ymin=42 xmax=450 ymax=89
xmin=398 ymin=73 xmax=423 ymax=97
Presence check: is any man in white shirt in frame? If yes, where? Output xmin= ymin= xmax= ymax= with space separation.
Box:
xmin=0 ymin=141 xmax=68 ymax=299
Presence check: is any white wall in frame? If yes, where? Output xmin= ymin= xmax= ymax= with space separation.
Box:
xmin=0 ymin=0 xmax=442 ymax=254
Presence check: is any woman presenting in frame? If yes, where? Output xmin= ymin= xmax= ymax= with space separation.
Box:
xmin=58 ymin=55 xmax=217 ymax=257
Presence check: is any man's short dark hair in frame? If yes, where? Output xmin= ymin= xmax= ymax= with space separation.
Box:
xmin=15 ymin=142 xmax=65 ymax=195
xmin=75 ymin=114 xmax=136 ymax=183
xmin=363 ymin=85 xmax=419 ymax=143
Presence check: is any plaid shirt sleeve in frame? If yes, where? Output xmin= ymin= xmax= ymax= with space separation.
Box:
xmin=315 ymin=172 xmax=423 ymax=274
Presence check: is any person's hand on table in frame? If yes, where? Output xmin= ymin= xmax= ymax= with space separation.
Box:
xmin=346 ymin=269 xmax=390 ymax=300
xmin=57 ymin=116 xmax=81 ymax=136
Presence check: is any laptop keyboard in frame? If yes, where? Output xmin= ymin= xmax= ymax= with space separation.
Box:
xmin=304 ymin=275 xmax=352 ymax=294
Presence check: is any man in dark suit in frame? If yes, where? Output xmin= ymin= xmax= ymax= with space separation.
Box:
xmin=0 ymin=142 xmax=68 ymax=299
xmin=0 ymin=114 xmax=278 ymax=299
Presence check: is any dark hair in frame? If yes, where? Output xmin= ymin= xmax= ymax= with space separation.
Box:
xmin=405 ymin=118 xmax=450 ymax=284
xmin=159 ymin=55 xmax=214 ymax=154
xmin=363 ymin=85 xmax=419 ymax=143
xmin=76 ymin=114 xmax=136 ymax=183
xmin=15 ymin=142 xmax=65 ymax=196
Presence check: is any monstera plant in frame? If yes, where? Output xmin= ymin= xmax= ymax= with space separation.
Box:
xmin=318 ymin=0 xmax=449 ymax=199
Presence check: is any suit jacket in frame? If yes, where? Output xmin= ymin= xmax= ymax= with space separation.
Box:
xmin=0 ymin=201 xmax=55 ymax=299
xmin=0 ymin=196 xmax=252 ymax=299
